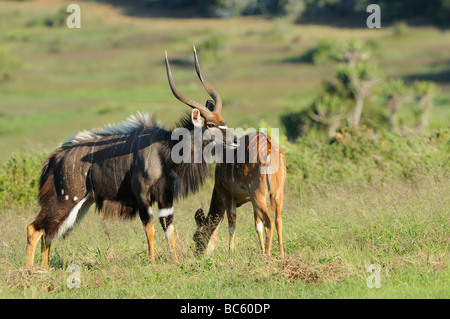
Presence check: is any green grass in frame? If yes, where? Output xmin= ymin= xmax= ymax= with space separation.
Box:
xmin=1 ymin=172 xmax=448 ymax=298
xmin=1 ymin=1 xmax=450 ymax=161
xmin=0 ymin=129 xmax=449 ymax=298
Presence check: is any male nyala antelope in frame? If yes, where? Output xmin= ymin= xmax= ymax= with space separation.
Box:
xmin=193 ymin=132 xmax=286 ymax=257
xmin=26 ymin=47 xmax=238 ymax=267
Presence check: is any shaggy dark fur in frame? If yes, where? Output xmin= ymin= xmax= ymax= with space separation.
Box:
xmin=32 ymin=112 xmax=210 ymax=239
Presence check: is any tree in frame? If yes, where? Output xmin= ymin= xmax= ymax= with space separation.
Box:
xmin=413 ymin=81 xmax=440 ymax=132
xmin=280 ymin=108 xmax=311 ymax=142
xmin=332 ymin=40 xmax=382 ymax=128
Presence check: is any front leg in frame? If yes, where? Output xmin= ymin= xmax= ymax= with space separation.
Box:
xmin=159 ymin=206 xmax=178 ymax=263
xmin=225 ymin=197 xmax=237 ymax=253
xmin=139 ymin=205 xmax=156 ymax=263
xmin=40 ymin=236 xmax=52 ymax=268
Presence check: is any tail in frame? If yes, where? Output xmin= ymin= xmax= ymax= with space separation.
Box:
xmin=268 ymin=154 xmax=286 ymax=212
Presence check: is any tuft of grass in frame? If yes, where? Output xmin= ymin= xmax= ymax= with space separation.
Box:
xmin=0 ymin=0 xmax=449 ymax=299
xmin=0 ymin=152 xmax=45 ymax=210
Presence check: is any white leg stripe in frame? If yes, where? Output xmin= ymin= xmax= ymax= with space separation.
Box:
xmin=148 ymin=206 xmax=153 ymax=217
xmin=57 ymin=194 xmax=91 ymax=237
xmin=229 ymin=226 xmax=236 ymax=236
xmin=158 ymin=207 xmax=173 ymax=218
xmin=165 ymin=224 xmax=174 ymax=240
xmin=165 ymin=224 xmax=174 ymax=252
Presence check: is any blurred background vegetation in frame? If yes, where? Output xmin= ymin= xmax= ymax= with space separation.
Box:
xmin=0 ymin=0 xmax=448 ymax=205
xmin=143 ymin=0 xmax=450 ymax=26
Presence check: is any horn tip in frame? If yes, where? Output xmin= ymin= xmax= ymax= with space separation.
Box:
xmin=193 ymin=45 xmax=197 ymax=52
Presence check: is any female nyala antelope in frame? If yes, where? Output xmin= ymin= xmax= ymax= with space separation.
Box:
xmin=26 ymin=47 xmax=238 ymax=267
xmin=193 ymin=132 xmax=286 ymax=257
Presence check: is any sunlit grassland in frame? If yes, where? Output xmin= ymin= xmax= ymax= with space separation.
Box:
xmin=1 ymin=172 xmax=448 ymax=298
xmin=1 ymin=1 xmax=450 ymax=161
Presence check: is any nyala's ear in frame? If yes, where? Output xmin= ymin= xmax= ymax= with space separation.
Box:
xmin=205 ymin=99 xmax=215 ymax=112
xmin=195 ymin=208 xmax=206 ymax=226
xmin=191 ymin=109 xmax=205 ymax=128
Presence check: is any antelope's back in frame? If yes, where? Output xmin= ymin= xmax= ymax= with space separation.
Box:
xmin=218 ymin=132 xmax=285 ymax=178
xmin=242 ymin=131 xmax=284 ymax=168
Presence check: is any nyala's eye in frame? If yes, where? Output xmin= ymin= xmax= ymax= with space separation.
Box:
xmin=207 ymin=123 xmax=216 ymax=128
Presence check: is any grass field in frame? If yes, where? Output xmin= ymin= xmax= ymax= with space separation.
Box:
xmin=0 ymin=0 xmax=449 ymax=299
xmin=1 ymin=173 xmax=449 ymax=298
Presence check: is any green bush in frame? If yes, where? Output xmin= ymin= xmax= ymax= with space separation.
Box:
xmin=284 ymin=126 xmax=450 ymax=186
xmin=26 ymin=7 xmax=67 ymax=28
xmin=0 ymin=47 xmax=20 ymax=83
xmin=196 ymin=33 xmax=230 ymax=62
xmin=151 ymin=0 xmax=305 ymax=18
xmin=146 ymin=0 xmax=450 ymax=26
xmin=298 ymin=40 xmax=339 ymax=64
xmin=0 ymin=152 xmax=45 ymax=209
xmin=280 ymin=107 xmax=314 ymax=142
xmin=392 ymin=21 xmax=410 ymax=37
xmin=0 ymin=128 xmax=448 ymax=210
xmin=205 ymin=0 xmax=257 ymax=17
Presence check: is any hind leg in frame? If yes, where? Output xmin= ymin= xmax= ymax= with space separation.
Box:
xmin=138 ymin=204 xmax=156 ymax=263
xmin=252 ymin=195 xmax=274 ymax=257
xmin=158 ymin=205 xmax=178 ymax=263
xmin=150 ymin=171 xmax=179 ymax=263
xmin=29 ymin=194 xmax=93 ymax=268
xmin=253 ymin=213 xmax=265 ymax=254
xmin=144 ymin=218 xmax=156 ymax=264
xmin=26 ymin=223 xmax=43 ymax=267
xmin=225 ymin=197 xmax=237 ymax=253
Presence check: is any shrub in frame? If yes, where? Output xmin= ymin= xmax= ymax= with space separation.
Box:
xmin=298 ymin=40 xmax=339 ymax=64
xmin=392 ymin=21 xmax=410 ymax=37
xmin=196 ymin=33 xmax=230 ymax=62
xmin=203 ymin=0 xmax=258 ymax=17
xmin=0 ymin=128 xmax=448 ymax=211
xmin=280 ymin=107 xmax=313 ymax=142
xmin=0 ymin=47 xmax=20 ymax=83
xmin=284 ymin=126 xmax=450 ymax=186
xmin=0 ymin=153 xmax=45 ymax=209
xmin=308 ymin=93 xmax=349 ymax=140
